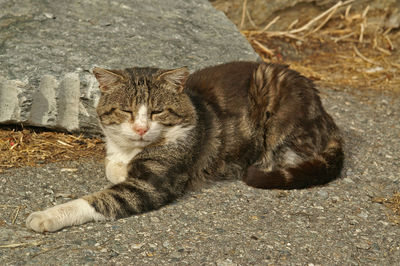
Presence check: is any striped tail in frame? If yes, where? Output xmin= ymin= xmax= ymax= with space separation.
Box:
xmin=243 ymin=140 xmax=344 ymax=189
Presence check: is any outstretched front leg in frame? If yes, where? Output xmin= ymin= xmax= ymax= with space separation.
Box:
xmin=26 ymin=153 xmax=190 ymax=232
xmin=26 ymin=198 xmax=106 ymax=233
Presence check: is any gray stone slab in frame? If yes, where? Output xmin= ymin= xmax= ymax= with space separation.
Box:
xmin=0 ymin=0 xmax=258 ymax=134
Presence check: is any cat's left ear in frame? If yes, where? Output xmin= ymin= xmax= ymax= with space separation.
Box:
xmin=93 ymin=67 xmax=125 ymax=93
xmin=157 ymin=67 xmax=189 ymax=93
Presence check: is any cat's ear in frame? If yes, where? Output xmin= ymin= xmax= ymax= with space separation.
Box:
xmin=93 ymin=67 xmax=125 ymax=93
xmin=157 ymin=67 xmax=189 ymax=93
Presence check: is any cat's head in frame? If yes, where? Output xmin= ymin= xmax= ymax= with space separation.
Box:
xmin=93 ymin=66 xmax=196 ymax=148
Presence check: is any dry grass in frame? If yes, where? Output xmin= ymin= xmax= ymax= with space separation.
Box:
xmin=0 ymin=125 xmax=104 ymax=173
xmin=372 ymin=193 xmax=400 ymax=225
xmin=240 ymin=0 xmax=400 ymax=93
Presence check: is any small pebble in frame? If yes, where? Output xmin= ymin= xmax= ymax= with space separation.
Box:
xmin=356 ymin=242 xmax=370 ymax=250
xmin=150 ymin=217 xmax=160 ymax=223
xmin=357 ymin=211 xmax=368 ymax=219
xmin=317 ymin=190 xmax=329 ymax=199
xmin=132 ymin=243 xmax=144 ymax=249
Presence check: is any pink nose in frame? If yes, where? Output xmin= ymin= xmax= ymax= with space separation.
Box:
xmin=133 ymin=124 xmax=148 ymax=136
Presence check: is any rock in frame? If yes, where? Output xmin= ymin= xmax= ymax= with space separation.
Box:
xmin=0 ymin=0 xmax=258 ymax=134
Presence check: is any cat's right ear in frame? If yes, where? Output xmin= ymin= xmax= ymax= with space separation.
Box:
xmin=157 ymin=67 xmax=189 ymax=93
xmin=93 ymin=67 xmax=125 ymax=93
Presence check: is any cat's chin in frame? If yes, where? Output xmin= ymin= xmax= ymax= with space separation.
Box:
xmin=131 ymin=139 xmax=151 ymax=145
xmin=126 ymin=137 xmax=153 ymax=147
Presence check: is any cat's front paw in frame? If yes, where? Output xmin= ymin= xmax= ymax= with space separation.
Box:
xmin=26 ymin=199 xmax=106 ymax=233
xmin=26 ymin=210 xmax=62 ymax=233
xmin=106 ymin=159 xmax=128 ymax=184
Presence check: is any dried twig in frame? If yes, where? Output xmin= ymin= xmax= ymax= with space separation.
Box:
xmin=242 ymin=0 xmax=354 ymax=39
xmin=260 ymin=16 xmax=280 ymax=33
xmin=384 ymin=35 xmax=394 ymax=50
xmin=383 ymin=28 xmax=392 ymax=35
xmin=31 ymin=245 xmax=64 ymax=258
xmin=240 ymin=0 xmax=247 ymax=30
xmin=0 ymin=241 xmax=44 ymax=248
xmin=372 ymin=36 xmax=378 ymax=49
xmin=345 ymin=5 xmax=352 ymax=21
xmin=245 ymin=8 xmax=257 ymax=29
xmin=253 ymin=40 xmax=274 ymax=56
xmin=362 ymin=5 xmax=370 ymax=18
xmin=332 ymin=32 xmax=355 ymax=43
xmin=353 ymin=46 xmax=379 ymax=65
xmin=57 ymin=140 xmax=73 ymax=147
xmin=376 ymin=46 xmax=391 ymax=56
xmin=251 ymin=30 xmax=304 ymax=41
xmin=390 ymin=62 xmax=400 ymax=69
xmin=359 ymin=5 xmax=370 ymax=43
xmin=309 ymin=4 xmax=339 ymax=34
xmin=0 ymin=205 xmax=19 ymax=208
xmin=11 ymin=206 xmax=23 ymax=224
xmin=359 ymin=23 xmax=365 ymax=43
xmin=289 ymin=0 xmax=354 ymax=34
xmin=287 ymin=19 xmax=299 ymax=30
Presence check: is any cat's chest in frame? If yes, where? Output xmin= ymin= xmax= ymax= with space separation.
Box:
xmin=106 ymin=140 xmax=143 ymax=164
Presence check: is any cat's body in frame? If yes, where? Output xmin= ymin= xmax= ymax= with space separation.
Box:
xmin=26 ymin=61 xmax=343 ymax=232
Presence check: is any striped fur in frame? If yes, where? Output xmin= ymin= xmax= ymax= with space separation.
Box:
xmin=26 ymin=62 xmax=343 ymax=232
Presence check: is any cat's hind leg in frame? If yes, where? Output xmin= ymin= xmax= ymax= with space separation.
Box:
xmin=243 ymin=160 xmax=326 ymax=189
xmin=243 ymin=140 xmax=344 ymax=189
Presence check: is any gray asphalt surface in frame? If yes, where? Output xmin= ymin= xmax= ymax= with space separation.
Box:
xmin=1 ymin=87 xmax=399 ymax=265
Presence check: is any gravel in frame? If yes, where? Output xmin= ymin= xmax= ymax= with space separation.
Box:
xmin=1 ymin=86 xmax=399 ymax=265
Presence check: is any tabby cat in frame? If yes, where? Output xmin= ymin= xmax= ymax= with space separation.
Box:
xmin=26 ymin=61 xmax=343 ymax=232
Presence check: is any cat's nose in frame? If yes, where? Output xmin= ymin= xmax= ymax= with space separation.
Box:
xmin=133 ymin=124 xmax=149 ymax=136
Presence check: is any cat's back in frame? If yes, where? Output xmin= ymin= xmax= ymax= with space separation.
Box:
xmin=185 ymin=61 xmax=259 ymax=112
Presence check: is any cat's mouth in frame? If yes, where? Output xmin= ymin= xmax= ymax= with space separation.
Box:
xmin=128 ymin=136 xmax=151 ymax=143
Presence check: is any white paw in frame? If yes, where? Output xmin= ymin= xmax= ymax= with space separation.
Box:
xmin=26 ymin=199 xmax=106 ymax=233
xmin=106 ymin=159 xmax=128 ymax=184
xmin=26 ymin=210 xmax=63 ymax=233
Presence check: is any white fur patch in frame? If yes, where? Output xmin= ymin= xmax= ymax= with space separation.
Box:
xmin=142 ymin=121 xmax=164 ymax=143
xmin=106 ymin=138 xmax=143 ymax=164
xmin=26 ymin=199 xmax=105 ymax=232
xmin=105 ymin=159 xmax=128 ymax=184
xmin=164 ymin=125 xmax=194 ymax=144
xmin=136 ymin=105 xmax=148 ymax=128
xmin=104 ymin=139 xmax=143 ymax=183
xmin=284 ymin=149 xmax=301 ymax=166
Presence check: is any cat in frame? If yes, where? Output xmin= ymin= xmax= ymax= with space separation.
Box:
xmin=26 ymin=61 xmax=343 ymax=232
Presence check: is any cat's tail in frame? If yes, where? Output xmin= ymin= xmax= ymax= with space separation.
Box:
xmin=243 ymin=138 xmax=344 ymax=189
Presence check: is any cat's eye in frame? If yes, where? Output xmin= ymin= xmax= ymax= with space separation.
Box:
xmin=151 ymin=110 xmax=163 ymax=116
xmin=118 ymin=109 xmax=133 ymax=117
xmin=121 ymin=110 xmax=132 ymax=114
xmin=167 ymin=108 xmax=183 ymax=118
